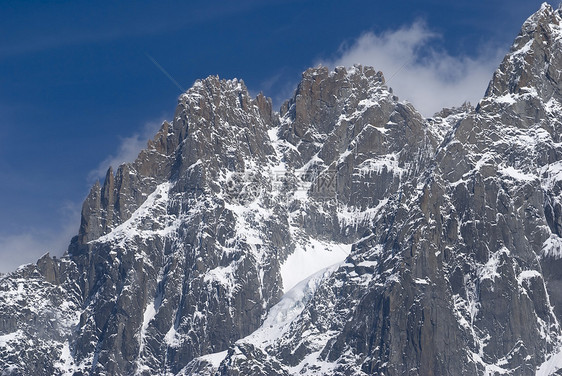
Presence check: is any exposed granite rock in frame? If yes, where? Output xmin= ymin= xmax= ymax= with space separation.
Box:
xmin=2 ymin=4 xmax=562 ymax=376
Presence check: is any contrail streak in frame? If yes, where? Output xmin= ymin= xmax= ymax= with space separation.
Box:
xmin=145 ymin=53 xmax=186 ymax=92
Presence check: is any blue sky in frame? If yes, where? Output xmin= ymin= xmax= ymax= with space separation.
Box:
xmin=0 ymin=0 xmax=555 ymax=272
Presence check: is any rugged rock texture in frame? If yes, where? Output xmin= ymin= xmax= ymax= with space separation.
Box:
xmin=2 ymin=3 xmax=562 ymax=375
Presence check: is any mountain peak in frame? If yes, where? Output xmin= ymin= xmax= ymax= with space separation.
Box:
xmin=484 ymin=3 xmax=562 ymax=101
xmin=7 ymin=6 xmax=562 ymax=375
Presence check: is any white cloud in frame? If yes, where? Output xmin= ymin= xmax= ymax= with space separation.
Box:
xmin=0 ymin=202 xmax=80 ymax=274
xmin=88 ymin=119 xmax=164 ymax=181
xmin=321 ymin=21 xmax=505 ymax=117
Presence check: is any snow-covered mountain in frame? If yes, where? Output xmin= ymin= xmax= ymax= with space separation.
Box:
xmin=2 ymin=3 xmax=562 ymax=375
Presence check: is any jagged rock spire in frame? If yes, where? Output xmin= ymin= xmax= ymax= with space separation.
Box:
xmin=485 ymin=3 xmax=562 ymax=100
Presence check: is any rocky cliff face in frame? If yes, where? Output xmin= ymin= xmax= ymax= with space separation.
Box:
xmin=2 ymin=3 xmax=562 ymax=375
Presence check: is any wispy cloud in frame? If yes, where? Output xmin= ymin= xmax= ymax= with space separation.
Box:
xmin=88 ymin=119 xmax=164 ymax=182
xmin=0 ymin=201 xmax=80 ymax=274
xmin=0 ymin=21 xmax=175 ymax=59
xmin=320 ymin=21 xmax=505 ymax=117
xmin=0 ymin=1 xmax=300 ymax=59
xmin=0 ymin=116 xmax=165 ymax=274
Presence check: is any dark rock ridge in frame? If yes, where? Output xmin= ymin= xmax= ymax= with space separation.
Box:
xmin=2 ymin=3 xmax=562 ymax=375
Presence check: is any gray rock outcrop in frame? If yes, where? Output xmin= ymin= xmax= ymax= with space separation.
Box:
xmin=2 ymin=3 xmax=562 ymax=375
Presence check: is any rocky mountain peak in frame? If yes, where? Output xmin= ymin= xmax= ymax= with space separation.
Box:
xmin=279 ymin=64 xmax=398 ymax=165
xmin=7 ymin=5 xmax=562 ymax=375
xmin=175 ymin=75 xmax=276 ymax=130
xmin=281 ymin=65 xmax=386 ymax=130
xmin=473 ymin=2 xmax=562 ymax=140
xmin=74 ymin=74 xmax=278 ymax=253
xmin=484 ymin=3 xmax=562 ymax=101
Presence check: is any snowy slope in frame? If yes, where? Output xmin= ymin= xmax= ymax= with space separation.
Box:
xmin=2 ymin=4 xmax=562 ymax=375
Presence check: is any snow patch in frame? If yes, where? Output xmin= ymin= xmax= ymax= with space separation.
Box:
xmin=164 ymin=326 xmax=182 ymax=348
xmin=542 ymin=234 xmax=562 ymax=259
xmin=478 ymin=247 xmax=510 ymax=282
xmin=53 ymin=342 xmax=75 ymax=376
xmin=513 ymin=39 xmax=534 ymax=57
xmin=498 ymin=166 xmax=536 ymax=181
xmin=94 ymin=182 xmax=177 ymax=246
xmin=198 ymin=350 xmax=228 ymax=368
xmin=245 ymin=263 xmax=341 ymax=347
xmin=354 ymin=153 xmax=403 ymax=177
xmin=0 ymin=330 xmax=25 ymax=352
xmin=537 ymin=346 xmax=562 ymax=376
xmin=495 ymin=93 xmax=517 ymax=105
xmin=517 ymin=270 xmax=541 ymax=284
xmin=541 ymin=161 xmax=562 ymax=191
xmin=280 ymin=239 xmax=350 ymax=293
xmin=337 ymin=198 xmax=389 ymax=228
xmin=137 ymin=300 xmax=157 ymax=362
xmin=414 ymin=278 xmax=430 ymax=285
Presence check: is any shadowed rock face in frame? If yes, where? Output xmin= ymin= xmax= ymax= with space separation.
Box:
xmin=3 ymin=4 xmax=562 ymax=375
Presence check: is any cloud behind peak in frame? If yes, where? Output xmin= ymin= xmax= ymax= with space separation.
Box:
xmin=320 ymin=21 xmax=505 ymax=117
